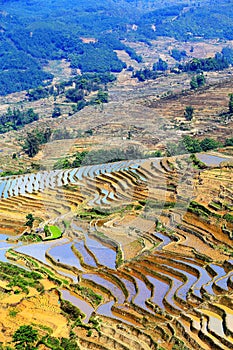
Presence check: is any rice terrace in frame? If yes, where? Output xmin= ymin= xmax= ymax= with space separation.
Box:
xmin=0 ymin=0 xmax=233 ymax=349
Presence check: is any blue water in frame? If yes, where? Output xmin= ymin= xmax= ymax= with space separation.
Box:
xmin=61 ymin=289 xmax=94 ymax=323
xmin=83 ymin=274 xmax=125 ymax=304
xmin=74 ymin=241 xmax=97 ymax=267
xmin=85 ymin=235 xmax=116 ymax=269
xmin=49 ymin=242 xmax=83 ymax=270
xmin=147 ymin=275 xmax=169 ymax=308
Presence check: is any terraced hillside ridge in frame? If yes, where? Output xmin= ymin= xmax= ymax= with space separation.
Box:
xmin=0 ymin=153 xmax=232 ymax=349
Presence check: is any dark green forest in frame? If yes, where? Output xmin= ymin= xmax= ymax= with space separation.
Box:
xmin=0 ymin=0 xmax=233 ymax=95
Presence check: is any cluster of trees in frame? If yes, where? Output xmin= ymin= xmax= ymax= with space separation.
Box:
xmin=167 ymin=135 xmax=232 ymax=156
xmin=184 ymin=106 xmax=194 ymax=121
xmin=2 ymin=0 xmax=233 ymax=95
xmin=23 ymin=128 xmax=52 ymax=157
xmin=69 ymin=44 xmax=126 ymax=73
xmin=0 ymin=36 xmax=53 ymax=95
xmin=0 ymin=0 xmax=147 ymax=95
xmin=178 ymin=53 xmax=230 ymax=73
xmin=65 ymin=87 xmax=108 ymax=113
xmin=190 ymin=74 xmax=205 ymax=89
xmin=153 ymin=58 xmax=168 ymax=72
xmin=53 ymin=151 xmax=88 ymax=170
xmin=132 ymin=57 xmax=169 ymax=82
xmin=0 ymin=108 xmax=39 ymax=134
xmin=136 ymin=2 xmax=233 ymax=41
xmin=53 ymin=146 xmax=144 ymax=170
xmin=9 ymin=324 xmax=79 ymax=350
xmin=26 ymin=86 xmax=54 ymax=101
xmin=68 ymin=35 xmax=142 ymax=72
xmin=26 ymin=72 xmax=115 ymax=114
xmin=133 ymin=45 xmax=233 ymax=83
xmin=229 ymin=94 xmax=233 ymax=114
xmin=171 ymin=49 xmax=187 ymax=62
xmin=132 ymin=68 xmax=158 ymax=82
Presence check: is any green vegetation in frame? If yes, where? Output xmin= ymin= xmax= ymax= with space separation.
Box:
xmin=137 ymin=3 xmax=233 ymax=41
xmin=60 ymin=299 xmax=84 ymax=321
xmin=9 ymin=308 xmax=19 ymax=318
xmin=23 ymin=128 xmax=52 ymax=157
xmin=53 ymin=151 xmax=88 ymax=170
xmin=189 ymin=154 xmax=206 ymax=169
xmin=53 ymin=146 xmax=143 ymax=170
xmin=229 ymin=93 xmax=233 ymax=114
xmin=20 ymin=233 xmax=42 ymax=243
xmin=40 ymin=335 xmax=80 ymax=350
xmin=13 ymin=325 xmax=38 ymax=349
xmin=188 ymin=201 xmax=221 ymax=219
xmin=190 ymin=74 xmax=205 ymax=90
xmin=179 ymin=53 xmax=230 ymax=73
xmin=132 ymin=68 xmax=158 ymax=82
xmin=74 ymin=285 xmax=102 ymax=306
xmin=223 ymin=213 xmax=233 ymax=224
xmin=1 ymin=0 xmax=233 ymax=95
xmin=167 ymin=135 xmax=223 ymax=156
xmin=9 ymin=324 xmax=81 ymax=350
xmin=0 ymin=0 xmax=142 ymax=95
xmin=116 ymin=245 xmax=124 ymax=268
xmin=171 ymin=49 xmax=186 ymax=62
xmin=0 ymin=262 xmax=43 ymax=294
xmin=0 ymin=169 xmax=25 ymax=178
xmin=0 ymin=108 xmax=39 ymax=134
xmin=25 ymin=213 xmax=35 ymax=231
xmin=44 ymin=225 xmax=63 ymax=240
xmin=153 ymin=58 xmax=168 ymax=72
xmin=184 ymin=106 xmax=194 ymax=121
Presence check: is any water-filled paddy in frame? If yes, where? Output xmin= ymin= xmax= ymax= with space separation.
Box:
xmin=83 ymin=274 xmax=125 ymax=304
xmin=153 ymin=232 xmax=171 ymax=250
xmin=61 ymin=289 xmax=94 ymax=323
xmin=119 ymin=277 xmax=136 ymax=302
xmin=164 ymin=265 xmax=197 ymax=300
xmin=197 ymin=154 xmax=231 ymax=166
xmin=201 ymin=309 xmax=225 ymax=338
xmin=146 ymin=275 xmax=169 ymax=308
xmin=85 ymin=235 xmax=116 ymax=269
xmin=133 ymin=277 xmax=152 ymax=313
xmin=49 ymin=242 xmax=83 ymax=270
xmin=215 ymin=272 xmax=232 ymax=291
xmin=96 ymin=300 xmax=115 ymax=318
xmin=15 ymin=240 xmax=66 ymax=264
xmin=174 ymin=258 xmax=213 ymax=297
xmin=74 ymin=241 xmax=97 ymax=267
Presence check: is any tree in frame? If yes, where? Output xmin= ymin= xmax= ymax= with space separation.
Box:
xmin=196 ymin=73 xmax=205 ymax=87
xmin=190 ymin=74 xmax=205 ymax=89
xmin=184 ymin=106 xmax=194 ymax=121
xmin=229 ymin=93 xmax=233 ymax=114
xmin=25 ymin=214 xmax=35 ymax=231
xmin=190 ymin=76 xmax=198 ymax=89
xmin=23 ymin=128 xmax=51 ymax=157
xmin=52 ymin=106 xmax=61 ymax=118
xmin=96 ymin=90 xmax=108 ymax=103
xmin=153 ymin=58 xmax=168 ymax=71
xmin=182 ymin=136 xmax=202 ymax=153
xmin=13 ymin=325 xmax=38 ymax=349
xmin=200 ymin=138 xmax=221 ymax=151
xmin=171 ymin=49 xmax=186 ymax=61
xmin=23 ymin=132 xmax=40 ymax=158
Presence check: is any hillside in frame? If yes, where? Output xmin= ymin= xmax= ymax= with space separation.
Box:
xmin=1 ymin=0 xmax=233 ymax=94
xmin=0 ymin=1 xmax=233 ymax=349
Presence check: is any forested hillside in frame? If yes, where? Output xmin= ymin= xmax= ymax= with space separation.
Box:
xmin=0 ymin=0 xmax=233 ymax=95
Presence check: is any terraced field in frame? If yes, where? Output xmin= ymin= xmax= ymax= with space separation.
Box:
xmin=0 ymin=154 xmax=232 ymax=349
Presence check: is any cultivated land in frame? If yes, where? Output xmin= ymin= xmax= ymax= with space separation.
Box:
xmin=0 ymin=38 xmax=232 ymax=349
